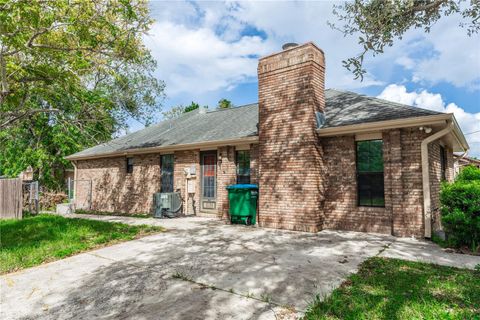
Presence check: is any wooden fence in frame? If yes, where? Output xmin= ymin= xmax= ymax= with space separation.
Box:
xmin=0 ymin=178 xmax=23 ymax=219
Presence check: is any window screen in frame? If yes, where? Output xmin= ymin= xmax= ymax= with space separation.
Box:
xmin=440 ymin=145 xmax=447 ymax=181
xmin=202 ymin=153 xmax=216 ymax=199
xmin=356 ymin=140 xmax=385 ymax=207
xmin=126 ymin=157 xmax=134 ymax=174
xmin=236 ymin=150 xmax=251 ymax=184
xmin=160 ymin=154 xmax=174 ymax=193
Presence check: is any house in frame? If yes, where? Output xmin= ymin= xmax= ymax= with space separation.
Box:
xmin=453 ymin=154 xmax=480 ymax=176
xmin=66 ymin=42 xmax=469 ymax=238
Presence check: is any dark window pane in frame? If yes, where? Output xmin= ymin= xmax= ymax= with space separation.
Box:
xmin=237 ymin=175 xmax=250 ymax=184
xmin=440 ymin=146 xmax=447 ymax=181
xmin=126 ymin=157 xmax=134 ymax=174
xmin=161 ymin=154 xmax=174 ymax=193
xmin=356 ymin=140 xmax=384 ymax=207
xmin=236 ymin=150 xmax=251 ymax=184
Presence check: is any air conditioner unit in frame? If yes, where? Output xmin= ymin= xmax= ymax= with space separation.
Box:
xmin=153 ymin=192 xmax=182 ymax=218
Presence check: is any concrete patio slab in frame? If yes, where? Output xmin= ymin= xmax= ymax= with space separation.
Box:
xmin=2 ymin=215 xmax=478 ymax=320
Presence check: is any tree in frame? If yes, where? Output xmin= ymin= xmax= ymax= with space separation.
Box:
xmin=161 ymin=102 xmax=206 ymax=120
xmin=217 ymin=98 xmax=233 ymax=109
xmin=184 ymin=101 xmax=200 ymax=113
xmin=0 ymin=0 xmax=164 ymax=189
xmin=330 ymin=0 xmax=480 ymax=80
xmin=162 ymin=105 xmax=185 ymax=120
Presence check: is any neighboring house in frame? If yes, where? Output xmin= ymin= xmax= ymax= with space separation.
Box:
xmin=453 ymin=155 xmax=480 ymax=177
xmin=66 ymin=42 xmax=469 ymax=238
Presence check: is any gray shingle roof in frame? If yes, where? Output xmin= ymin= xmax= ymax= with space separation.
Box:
xmin=69 ymin=104 xmax=258 ymax=158
xmin=323 ymin=89 xmax=441 ymax=128
xmin=68 ymin=89 xmax=444 ymax=159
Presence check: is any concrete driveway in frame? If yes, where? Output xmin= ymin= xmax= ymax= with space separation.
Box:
xmin=2 ymin=216 xmax=479 ymax=320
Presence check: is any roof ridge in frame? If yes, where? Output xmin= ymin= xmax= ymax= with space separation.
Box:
xmin=205 ymin=102 xmax=258 ymax=114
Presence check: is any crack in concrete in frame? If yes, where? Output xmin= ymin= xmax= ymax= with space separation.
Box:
xmin=376 ymin=241 xmax=393 ymax=256
xmin=169 ymin=271 xmax=300 ymax=314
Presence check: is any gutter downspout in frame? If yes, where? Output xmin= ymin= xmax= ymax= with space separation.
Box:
xmin=421 ymin=120 xmax=453 ymax=238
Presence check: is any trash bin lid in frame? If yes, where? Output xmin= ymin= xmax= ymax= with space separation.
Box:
xmin=226 ymin=184 xmax=258 ymax=190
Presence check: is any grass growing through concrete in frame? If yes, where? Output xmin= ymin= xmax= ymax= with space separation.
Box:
xmin=0 ymin=214 xmax=163 ymax=274
xmin=304 ymin=257 xmax=480 ymax=319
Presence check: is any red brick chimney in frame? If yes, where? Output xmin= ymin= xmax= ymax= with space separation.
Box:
xmin=257 ymin=42 xmax=326 ymax=232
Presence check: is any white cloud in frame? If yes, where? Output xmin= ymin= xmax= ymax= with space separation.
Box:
xmin=412 ymin=17 xmax=480 ymax=90
xmin=395 ymin=56 xmax=415 ymax=70
xmin=378 ymin=12 xmax=480 ymax=90
xmin=145 ymin=1 xmax=384 ymax=98
xmin=144 ymin=21 xmax=273 ymax=95
xmin=145 ymin=1 xmax=480 ymax=96
xmin=378 ymin=84 xmax=480 ymax=157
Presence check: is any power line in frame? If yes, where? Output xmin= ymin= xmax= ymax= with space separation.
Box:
xmin=464 ymin=129 xmax=480 ymax=135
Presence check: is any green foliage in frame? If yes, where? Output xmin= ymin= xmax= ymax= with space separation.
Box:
xmin=304 ymin=257 xmax=480 ymax=319
xmin=162 ymin=105 xmax=186 ymax=120
xmin=456 ymin=165 xmax=480 ymax=182
xmin=440 ymin=173 xmax=480 ymax=251
xmin=0 ymin=0 xmax=164 ymax=188
xmin=162 ymin=102 xmax=206 ymax=120
xmin=0 ymin=214 xmax=162 ymax=274
xmin=331 ymin=1 xmax=480 ymax=80
xmin=184 ymin=102 xmax=200 ymax=113
xmin=217 ymin=98 xmax=233 ymax=109
xmin=162 ymin=101 xmax=208 ymax=120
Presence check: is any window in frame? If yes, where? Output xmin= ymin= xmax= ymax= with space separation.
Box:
xmin=236 ymin=150 xmax=251 ymax=184
xmin=440 ymin=145 xmax=447 ymax=181
xmin=356 ymin=140 xmax=384 ymax=207
xmin=160 ymin=154 xmax=174 ymax=193
xmin=126 ymin=157 xmax=134 ymax=174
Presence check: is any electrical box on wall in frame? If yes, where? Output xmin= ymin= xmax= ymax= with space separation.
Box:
xmin=184 ymin=166 xmax=197 ymax=177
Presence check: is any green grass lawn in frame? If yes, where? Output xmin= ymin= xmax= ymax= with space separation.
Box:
xmin=304 ymin=257 xmax=480 ymax=320
xmin=0 ymin=214 xmax=163 ymax=274
xmin=75 ymin=209 xmax=152 ymax=218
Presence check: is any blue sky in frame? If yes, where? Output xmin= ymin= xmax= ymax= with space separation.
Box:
xmin=137 ymin=1 xmax=480 ymax=157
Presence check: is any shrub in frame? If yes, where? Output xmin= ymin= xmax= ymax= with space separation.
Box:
xmin=440 ymin=180 xmax=480 ymax=251
xmin=456 ymin=165 xmax=480 ymax=182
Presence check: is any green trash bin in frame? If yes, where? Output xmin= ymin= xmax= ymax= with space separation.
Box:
xmin=226 ymin=184 xmax=258 ymax=225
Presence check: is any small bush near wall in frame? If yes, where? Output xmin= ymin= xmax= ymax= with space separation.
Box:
xmin=456 ymin=164 xmax=480 ymax=182
xmin=440 ymin=165 xmax=480 ymax=253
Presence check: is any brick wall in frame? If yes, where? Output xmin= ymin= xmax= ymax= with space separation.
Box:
xmin=320 ymin=128 xmax=434 ymax=237
xmin=394 ymin=128 xmax=425 ymax=237
xmin=75 ymin=145 xmax=256 ymax=217
xmin=321 ymin=135 xmax=392 ymax=234
xmin=173 ymin=150 xmax=201 ymax=216
xmin=217 ymin=146 xmax=237 ymax=218
xmin=74 ymin=132 xmax=453 ymax=237
xmin=250 ymin=143 xmax=259 ymax=185
xmin=257 ymin=43 xmax=326 ymax=232
xmin=76 ymin=154 xmax=160 ymax=213
xmin=429 ymin=141 xmax=454 ymax=232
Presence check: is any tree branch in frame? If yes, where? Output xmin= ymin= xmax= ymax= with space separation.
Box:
xmin=0 ymin=108 xmax=60 ymax=129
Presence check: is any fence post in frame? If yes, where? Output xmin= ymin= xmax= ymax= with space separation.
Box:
xmin=0 ymin=178 xmax=23 ymax=219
